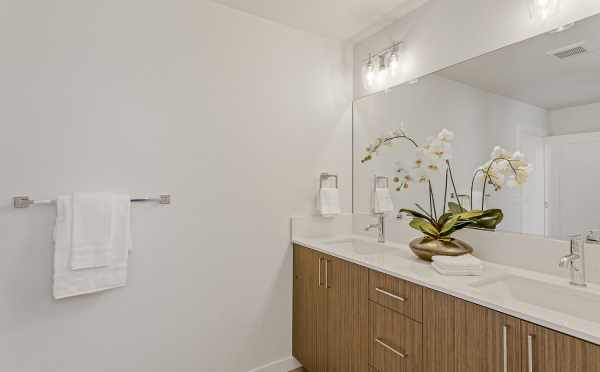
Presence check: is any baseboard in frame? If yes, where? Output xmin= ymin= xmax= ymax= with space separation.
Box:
xmin=248 ymin=356 xmax=301 ymax=372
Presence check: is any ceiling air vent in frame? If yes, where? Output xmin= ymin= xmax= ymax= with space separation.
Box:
xmin=547 ymin=42 xmax=588 ymax=59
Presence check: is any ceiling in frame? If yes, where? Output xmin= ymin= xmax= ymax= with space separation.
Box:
xmin=210 ymin=0 xmax=425 ymax=40
xmin=437 ymin=14 xmax=600 ymax=110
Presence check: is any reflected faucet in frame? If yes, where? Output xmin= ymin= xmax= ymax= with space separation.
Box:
xmin=559 ymin=233 xmax=595 ymax=287
xmin=365 ymin=214 xmax=385 ymax=243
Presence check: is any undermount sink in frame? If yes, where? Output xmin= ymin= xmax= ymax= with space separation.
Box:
xmin=470 ymin=275 xmax=600 ymax=324
xmin=317 ymin=238 xmax=416 ymax=259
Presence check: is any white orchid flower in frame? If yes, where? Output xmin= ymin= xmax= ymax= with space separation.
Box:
xmin=506 ymin=176 xmax=519 ymax=188
xmin=438 ymin=128 xmax=455 ymax=143
xmin=428 ymin=139 xmax=453 ymax=161
xmin=512 ymin=151 xmax=525 ymax=161
xmin=491 ymin=146 xmax=508 ymax=159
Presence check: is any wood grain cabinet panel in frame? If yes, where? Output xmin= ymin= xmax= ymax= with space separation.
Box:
xmin=521 ymin=321 xmax=600 ymax=372
xmin=422 ymin=288 xmax=455 ymax=372
xmin=369 ymin=270 xmax=422 ymax=322
xmin=369 ymin=301 xmax=423 ymax=372
xmin=292 ymin=245 xmax=327 ymax=372
xmin=455 ymin=299 xmax=521 ymax=372
xmin=325 ymin=256 xmax=369 ymax=372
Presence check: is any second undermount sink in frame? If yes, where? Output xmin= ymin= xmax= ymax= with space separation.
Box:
xmin=470 ymin=275 xmax=600 ymax=324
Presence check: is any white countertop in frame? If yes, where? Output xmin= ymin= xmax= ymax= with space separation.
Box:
xmin=293 ymin=234 xmax=600 ymax=345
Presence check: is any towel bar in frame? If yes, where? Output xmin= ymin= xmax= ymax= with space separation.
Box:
xmin=13 ymin=194 xmax=171 ymax=208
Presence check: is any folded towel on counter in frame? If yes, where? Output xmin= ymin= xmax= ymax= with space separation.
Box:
xmin=432 ymin=254 xmax=483 ymax=276
xmin=432 ymin=262 xmax=483 ymax=276
xmin=71 ymin=192 xmax=114 ymax=270
xmin=372 ymin=188 xmax=394 ymax=214
xmin=53 ymin=194 xmax=132 ymax=299
xmin=432 ymin=254 xmax=482 ymax=269
xmin=318 ymin=188 xmax=341 ymax=217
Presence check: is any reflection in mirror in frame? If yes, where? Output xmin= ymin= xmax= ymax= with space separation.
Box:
xmin=353 ymin=14 xmax=600 ymax=241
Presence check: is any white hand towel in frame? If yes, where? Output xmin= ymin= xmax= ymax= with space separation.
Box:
xmin=372 ymin=188 xmax=394 ymax=214
xmin=53 ymin=194 xmax=131 ymax=299
xmin=318 ymin=188 xmax=341 ymax=217
xmin=71 ymin=192 xmax=114 ymax=270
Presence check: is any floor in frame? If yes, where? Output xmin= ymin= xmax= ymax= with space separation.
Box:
xmin=289 ymin=368 xmax=305 ymax=372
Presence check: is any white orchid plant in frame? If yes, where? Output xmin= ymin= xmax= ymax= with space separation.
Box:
xmin=471 ymin=146 xmax=534 ymax=210
xmin=362 ymin=127 xmax=533 ymax=240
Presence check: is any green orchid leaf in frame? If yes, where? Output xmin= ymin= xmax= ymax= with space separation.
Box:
xmin=440 ymin=215 xmax=460 ymax=235
xmin=437 ymin=212 xmax=453 ymax=227
xmin=409 ymin=218 xmax=440 ymax=238
xmin=400 ymin=208 xmax=437 ymax=225
xmin=415 ymin=203 xmax=435 ymax=220
xmin=469 ymin=209 xmax=504 ymax=229
xmin=447 ymin=202 xmax=466 ymax=214
xmin=456 ymin=210 xmax=485 ymax=220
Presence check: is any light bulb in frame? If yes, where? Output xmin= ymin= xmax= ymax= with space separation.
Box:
xmin=389 ymin=43 xmax=401 ymax=77
xmin=376 ymin=55 xmax=388 ymax=88
xmin=529 ymin=0 xmax=560 ymax=21
xmin=363 ymin=56 xmax=376 ymax=90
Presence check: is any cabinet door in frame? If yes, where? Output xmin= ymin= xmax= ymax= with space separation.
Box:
xmin=292 ymin=245 xmax=327 ymax=372
xmin=521 ymin=321 xmax=600 ymax=372
xmin=423 ymin=289 xmax=456 ymax=372
xmin=455 ymin=299 xmax=521 ymax=372
xmin=325 ymin=256 xmax=369 ymax=372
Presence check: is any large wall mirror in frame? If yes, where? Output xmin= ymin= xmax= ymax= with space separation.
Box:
xmin=353 ymin=14 xmax=600 ymax=241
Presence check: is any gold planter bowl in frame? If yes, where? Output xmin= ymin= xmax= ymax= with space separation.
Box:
xmin=409 ymin=236 xmax=473 ymax=261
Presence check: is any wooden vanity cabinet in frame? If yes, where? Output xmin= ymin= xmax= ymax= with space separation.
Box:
xmin=421 ymin=288 xmax=600 ymax=372
xmin=293 ymin=245 xmax=600 ymax=372
xmin=292 ymin=244 xmax=369 ymax=372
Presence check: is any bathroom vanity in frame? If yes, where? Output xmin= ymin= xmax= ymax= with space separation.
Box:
xmin=292 ymin=237 xmax=600 ymax=372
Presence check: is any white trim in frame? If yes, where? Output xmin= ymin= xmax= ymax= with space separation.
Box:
xmin=248 ymin=356 xmax=301 ymax=372
xmin=544 ymin=131 xmax=600 ymax=145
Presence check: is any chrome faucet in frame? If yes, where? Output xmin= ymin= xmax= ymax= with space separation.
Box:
xmin=365 ymin=214 xmax=385 ymax=243
xmin=559 ymin=233 xmax=592 ymax=287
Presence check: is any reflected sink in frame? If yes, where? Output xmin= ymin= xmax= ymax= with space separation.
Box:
xmin=470 ymin=275 xmax=600 ymax=324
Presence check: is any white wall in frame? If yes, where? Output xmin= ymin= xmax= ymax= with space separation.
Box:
xmin=550 ymin=102 xmax=600 ymax=135
xmin=0 ymin=1 xmax=352 ymax=372
xmin=354 ymin=0 xmax=600 ymax=98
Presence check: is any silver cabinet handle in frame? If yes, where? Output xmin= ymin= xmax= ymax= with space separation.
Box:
xmin=527 ymin=334 xmax=534 ymax=372
xmin=375 ymin=287 xmax=406 ymax=302
xmin=318 ymin=258 xmax=323 ymax=287
xmin=325 ymin=259 xmax=330 ymax=288
xmin=502 ymin=325 xmax=508 ymax=372
xmin=375 ymin=338 xmax=407 ymax=358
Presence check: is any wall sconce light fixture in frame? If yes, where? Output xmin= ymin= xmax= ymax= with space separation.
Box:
xmin=362 ymin=41 xmax=403 ymax=91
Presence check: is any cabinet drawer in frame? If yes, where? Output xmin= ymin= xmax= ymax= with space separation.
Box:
xmin=369 ymin=302 xmax=422 ymax=372
xmin=369 ymin=270 xmax=422 ymax=322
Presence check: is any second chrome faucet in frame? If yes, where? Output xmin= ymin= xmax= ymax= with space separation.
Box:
xmin=559 ymin=232 xmax=599 ymax=287
xmin=365 ymin=214 xmax=385 ymax=243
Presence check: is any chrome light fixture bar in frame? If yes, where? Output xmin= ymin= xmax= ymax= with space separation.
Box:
xmin=362 ymin=41 xmax=403 ymax=90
